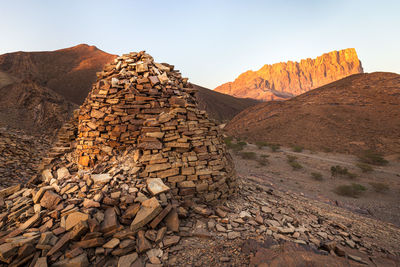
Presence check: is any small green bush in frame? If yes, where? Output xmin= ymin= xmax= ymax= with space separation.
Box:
xmin=334 ymin=183 xmax=366 ymax=198
xmin=287 ymin=155 xmax=303 ymax=170
xmin=356 ymin=163 xmax=374 ymax=173
xmin=224 ymin=136 xmax=233 ymax=145
xmin=289 ymin=161 xmax=303 ymax=170
xmin=256 ymin=141 xmax=269 ymax=149
xmin=292 ymin=145 xmax=304 ymax=152
xmin=225 ymin=138 xmax=247 ymax=152
xmin=358 ymin=150 xmax=388 ymax=166
xmin=331 ymin=165 xmax=357 ymax=179
xmin=287 ymin=155 xmax=297 ymax=163
xmin=239 ymin=151 xmax=257 ymax=160
xmin=369 ymin=182 xmax=389 ymax=193
xmin=269 ymin=143 xmax=281 ymax=152
xmin=311 ymin=172 xmax=323 ymax=181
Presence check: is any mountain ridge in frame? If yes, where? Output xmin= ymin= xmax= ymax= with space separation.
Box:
xmin=215 ymin=48 xmax=363 ymax=101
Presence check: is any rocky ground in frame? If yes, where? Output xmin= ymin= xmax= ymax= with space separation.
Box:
xmin=0 ymin=127 xmax=51 ymax=188
xmin=167 ymin=176 xmax=400 ymax=266
xmin=0 ymin=133 xmax=399 ymax=266
xmin=1 ymin=169 xmax=399 ymax=266
xmin=229 ymin=143 xmax=400 ymax=227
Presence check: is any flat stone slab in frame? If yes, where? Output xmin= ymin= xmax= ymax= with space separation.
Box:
xmin=118 ymin=252 xmax=138 ymax=267
xmin=65 ymin=212 xmax=89 ymax=231
xmin=57 ymin=167 xmax=70 ymax=180
xmin=130 ymin=197 xmax=162 ymax=232
xmin=146 ymin=178 xmax=170 ymax=195
xmin=91 ymin=174 xmax=112 ymax=184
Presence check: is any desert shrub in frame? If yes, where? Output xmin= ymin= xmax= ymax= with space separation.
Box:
xmin=225 ymin=138 xmax=247 ymax=152
xmin=230 ymin=143 xmax=245 ymax=152
xmin=256 ymin=141 xmax=269 ymax=149
xmin=292 ymin=145 xmax=304 ymax=152
xmin=331 ymin=165 xmax=357 ymax=179
xmin=356 ymin=163 xmax=374 ymax=173
xmin=239 ymin=151 xmax=257 ymax=160
xmin=311 ymin=172 xmax=323 ymax=181
xmin=369 ymin=182 xmax=389 ymax=193
xmin=358 ymin=150 xmax=388 ymax=166
xmin=269 ymin=143 xmax=280 ymax=152
xmin=238 ymin=141 xmax=247 ymax=146
xmin=287 ymin=155 xmax=303 ymax=170
xmin=224 ymin=136 xmax=233 ymax=145
xmin=334 ymin=183 xmax=366 ymax=198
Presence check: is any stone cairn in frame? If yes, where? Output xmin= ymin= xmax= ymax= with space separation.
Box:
xmin=0 ymin=51 xmax=236 ymax=266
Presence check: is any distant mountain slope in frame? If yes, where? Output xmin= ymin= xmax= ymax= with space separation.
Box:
xmin=224 ymin=72 xmax=400 ymax=155
xmin=215 ymin=48 xmax=363 ymax=101
xmin=0 ymin=44 xmax=117 ymax=104
xmin=0 ymin=79 xmax=76 ymax=134
xmin=0 ymin=44 xmax=115 ymax=133
xmin=193 ymin=84 xmax=259 ymax=122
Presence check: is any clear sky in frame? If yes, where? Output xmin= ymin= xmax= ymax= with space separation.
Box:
xmin=0 ymin=0 xmax=399 ymax=88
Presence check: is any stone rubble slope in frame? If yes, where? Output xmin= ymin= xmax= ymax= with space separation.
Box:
xmin=0 ymin=127 xmax=51 ymax=188
xmin=165 ymin=176 xmax=400 ymax=266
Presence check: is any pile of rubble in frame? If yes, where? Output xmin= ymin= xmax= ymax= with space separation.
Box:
xmin=0 ymin=52 xmax=237 ymax=266
xmin=0 ymin=127 xmax=51 ymax=188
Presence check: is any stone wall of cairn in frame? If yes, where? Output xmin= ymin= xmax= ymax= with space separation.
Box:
xmin=75 ymin=51 xmax=236 ymax=203
xmin=40 ymin=110 xmax=79 ymax=170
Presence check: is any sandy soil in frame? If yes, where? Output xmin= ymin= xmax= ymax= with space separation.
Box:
xmin=230 ymin=143 xmax=400 ymax=227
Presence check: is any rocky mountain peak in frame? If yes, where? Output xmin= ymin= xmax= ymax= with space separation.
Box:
xmin=214 ymin=48 xmax=363 ymax=101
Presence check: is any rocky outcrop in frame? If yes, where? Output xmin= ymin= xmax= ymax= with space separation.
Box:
xmin=215 ymin=48 xmax=363 ymax=101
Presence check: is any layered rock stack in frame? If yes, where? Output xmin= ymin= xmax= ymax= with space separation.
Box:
xmin=76 ymin=51 xmax=236 ymax=203
xmin=0 ymin=52 xmax=237 ymax=266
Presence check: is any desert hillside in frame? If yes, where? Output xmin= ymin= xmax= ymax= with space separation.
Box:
xmin=0 ymin=44 xmax=116 ymax=104
xmin=193 ymin=84 xmax=259 ymax=122
xmin=224 ymin=72 xmax=400 ymax=155
xmin=0 ymin=79 xmax=76 ymax=133
xmin=215 ymin=48 xmax=363 ymax=101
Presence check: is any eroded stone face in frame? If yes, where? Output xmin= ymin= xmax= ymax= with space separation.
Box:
xmin=75 ymin=51 xmax=236 ymax=203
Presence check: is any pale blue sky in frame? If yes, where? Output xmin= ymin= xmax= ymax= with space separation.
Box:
xmin=0 ymin=0 xmax=399 ymax=88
